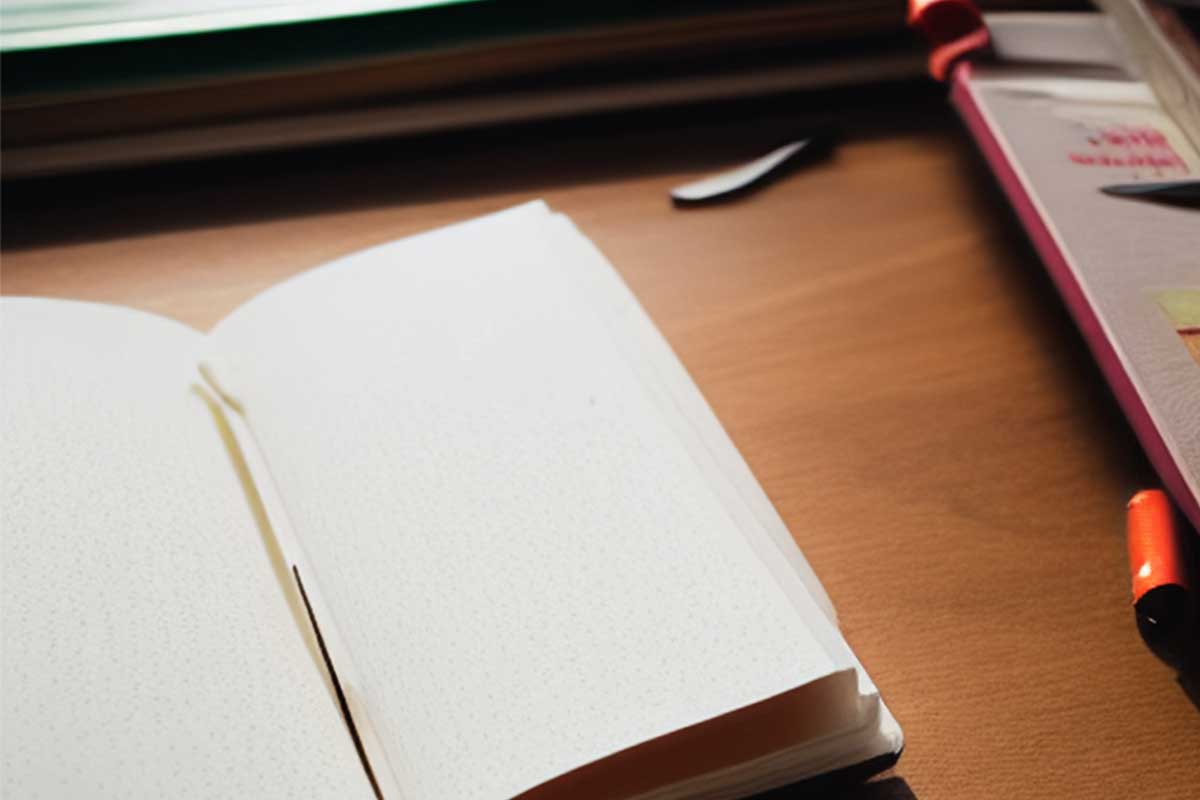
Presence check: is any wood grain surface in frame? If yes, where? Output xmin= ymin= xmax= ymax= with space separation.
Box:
xmin=3 ymin=85 xmax=1197 ymax=799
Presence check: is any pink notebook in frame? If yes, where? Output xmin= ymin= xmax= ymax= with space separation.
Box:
xmin=914 ymin=2 xmax=1200 ymax=533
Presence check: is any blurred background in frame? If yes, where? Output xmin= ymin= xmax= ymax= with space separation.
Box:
xmin=1 ymin=0 xmax=1080 ymax=177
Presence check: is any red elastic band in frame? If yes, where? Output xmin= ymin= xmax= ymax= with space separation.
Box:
xmin=908 ymin=0 xmax=991 ymax=81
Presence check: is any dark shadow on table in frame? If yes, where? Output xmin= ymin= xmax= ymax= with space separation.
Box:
xmin=1 ymin=80 xmax=949 ymax=251
xmin=754 ymin=775 xmax=915 ymax=800
xmin=1177 ymin=521 xmax=1200 ymax=715
xmin=1179 ymin=668 xmax=1200 ymax=713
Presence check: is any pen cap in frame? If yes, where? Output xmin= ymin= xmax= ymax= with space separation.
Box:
xmin=1126 ymin=490 xmax=1188 ymax=603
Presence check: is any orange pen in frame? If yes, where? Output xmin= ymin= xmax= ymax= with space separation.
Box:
xmin=1126 ymin=490 xmax=1196 ymax=669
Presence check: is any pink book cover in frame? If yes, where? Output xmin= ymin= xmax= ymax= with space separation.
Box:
xmin=948 ymin=55 xmax=1200 ymax=535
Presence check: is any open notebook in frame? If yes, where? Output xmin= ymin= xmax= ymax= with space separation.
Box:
xmin=0 ymin=202 xmax=901 ymax=799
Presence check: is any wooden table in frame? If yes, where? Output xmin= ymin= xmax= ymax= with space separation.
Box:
xmin=4 ymin=83 xmax=1197 ymax=799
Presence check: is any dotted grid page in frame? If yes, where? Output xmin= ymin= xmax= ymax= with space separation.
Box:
xmin=207 ymin=202 xmax=841 ymax=800
xmin=539 ymin=214 xmax=901 ymax=741
xmin=539 ymin=214 xmax=849 ymax=653
xmin=0 ymin=299 xmax=373 ymax=800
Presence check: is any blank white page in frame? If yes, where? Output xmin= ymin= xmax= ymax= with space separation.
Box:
xmin=208 ymin=203 xmax=846 ymax=800
xmin=0 ymin=299 xmax=373 ymax=800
